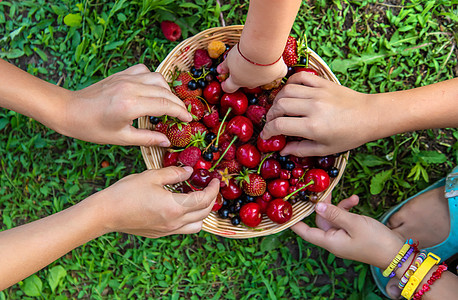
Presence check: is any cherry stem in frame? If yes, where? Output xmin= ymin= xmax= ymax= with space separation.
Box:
xmin=284 ymin=180 xmax=314 ymax=201
xmin=215 ymin=107 xmax=232 ymax=148
xmin=209 ymin=135 xmax=238 ymax=172
xmin=256 ymin=152 xmax=274 ymax=174
xmin=198 ymin=96 xmax=211 ymax=112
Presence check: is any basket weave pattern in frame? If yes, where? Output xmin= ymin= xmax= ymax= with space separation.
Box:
xmin=139 ymin=25 xmax=348 ymax=238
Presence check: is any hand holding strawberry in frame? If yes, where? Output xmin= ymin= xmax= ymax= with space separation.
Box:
xmin=69 ymin=64 xmax=192 ymax=147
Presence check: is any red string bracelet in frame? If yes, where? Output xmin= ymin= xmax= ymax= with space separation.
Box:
xmin=412 ymin=263 xmax=448 ymax=300
xmin=237 ymin=43 xmax=282 ymax=66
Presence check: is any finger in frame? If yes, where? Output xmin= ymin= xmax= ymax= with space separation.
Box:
xmin=134 ymin=96 xmax=192 ymax=123
xmin=273 ymin=83 xmax=317 ymax=106
xmin=170 ymin=221 xmax=203 ymax=235
xmin=314 ymin=202 xmax=355 ymax=232
xmin=217 ymin=60 xmax=229 ymax=74
xmin=260 ymin=117 xmax=306 ymax=140
xmin=123 ymin=127 xmax=171 ymax=147
xmin=336 ymin=195 xmax=359 ymax=212
xmin=266 ymin=97 xmax=310 ymax=122
xmin=135 ymin=84 xmax=188 ymax=109
xmin=286 ymin=71 xmax=327 ymax=88
xmin=150 ymin=166 xmax=193 ymax=185
xmin=132 ymin=73 xmax=172 ymax=91
xmin=291 ymin=221 xmax=331 ymax=248
xmin=179 ymin=178 xmax=220 ymax=211
xmin=221 ymin=75 xmax=240 ymax=93
xmin=120 ymin=64 xmax=151 ymax=75
xmin=280 ymin=140 xmax=328 ymax=157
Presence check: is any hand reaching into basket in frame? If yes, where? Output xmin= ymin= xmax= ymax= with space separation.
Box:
xmin=0 ymin=166 xmax=220 ymax=290
xmin=0 ymin=60 xmax=192 ymax=147
xmin=261 ymin=72 xmax=458 ymax=157
xmin=218 ymin=0 xmax=301 ymax=93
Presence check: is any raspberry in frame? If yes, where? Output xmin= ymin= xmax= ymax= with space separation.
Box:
xmin=207 ymin=41 xmax=226 ymax=59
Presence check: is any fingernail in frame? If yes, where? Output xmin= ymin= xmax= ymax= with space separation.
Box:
xmin=159 ymin=141 xmax=170 ymax=147
xmin=183 ymin=166 xmax=193 ymax=173
xmin=316 ymin=202 xmax=327 ymax=213
xmin=387 ymin=285 xmax=400 ymax=299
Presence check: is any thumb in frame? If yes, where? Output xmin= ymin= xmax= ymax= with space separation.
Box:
xmin=125 ymin=127 xmax=171 ymax=147
xmin=217 ymin=60 xmax=229 ymax=74
xmin=315 ymin=202 xmax=354 ymax=231
xmin=150 ymin=166 xmax=193 ymax=186
xmin=221 ymin=75 xmax=240 ymax=93
xmin=280 ymin=140 xmax=327 ymax=157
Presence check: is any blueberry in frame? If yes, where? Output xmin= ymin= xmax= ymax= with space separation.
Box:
xmin=205 ymin=74 xmax=214 ymax=82
xmin=205 ymin=132 xmax=216 ymax=143
xmin=209 ymin=67 xmax=218 ymax=75
xmin=209 ymin=145 xmax=218 ymax=153
xmin=190 ymin=66 xmax=197 ymax=74
xmin=188 ymin=80 xmax=198 ymax=90
xmin=248 ymin=96 xmax=258 ymax=105
xmin=202 ymin=151 xmax=213 ymax=161
xmin=194 ymin=69 xmax=203 ymax=77
xmin=149 ymin=116 xmax=160 ymax=125
xmin=218 ymin=208 xmax=230 ymax=219
xmin=285 ymin=161 xmax=295 ymax=171
xmin=278 ymin=155 xmax=288 ymax=163
xmin=231 ymin=216 xmax=241 ymax=226
xmin=299 ymin=57 xmax=307 ymax=65
xmin=328 ymin=167 xmax=339 ymax=178
xmin=197 ymin=78 xmax=207 ymax=88
xmin=245 ymin=195 xmax=255 ymax=203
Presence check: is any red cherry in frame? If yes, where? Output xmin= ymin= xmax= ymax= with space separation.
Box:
xmin=227 ymin=116 xmax=253 ymax=142
xmin=194 ymin=157 xmax=212 ymax=170
xmin=267 ymin=179 xmax=290 ymax=198
xmin=190 ymin=169 xmax=212 ymax=188
xmin=163 ymin=151 xmax=179 ymax=167
xmin=220 ymin=91 xmax=248 ymax=116
xmin=266 ymin=198 xmax=293 ymax=224
xmin=294 ymin=67 xmax=319 ymax=76
xmin=236 ymin=144 xmax=261 ymax=168
xmin=268 ymin=135 xmax=287 ymax=152
xmin=317 ymin=155 xmax=336 ymax=170
xmin=290 ymin=178 xmax=299 ymax=186
xmin=300 ymin=156 xmax=317 ymax=169
xmin=291 ymin=167 xmax=304 ymax=178
xmin=288 ymin=185 xmax=298 ymax=195
xmin=256 ymin=137 xmax=271 ymax=153
xmin=304 ymin=169 xmax=330 ymax=192
xmin=279 ymin=169 xmax=291 ymax=180
xmin=239 ymin=202 xmax=262 ymax=227
xmin=261 ymin=191 xmax=273 ymax=202
xmin=220 ymin=178 xmax=242 ymax=200
xmin=212 ymin=193 xmax=224 ymax=211
xmin=255 ymin=197 xmax=269 ymax=214
xmin=260 ymin=158 xmax=281 ymax=179
xmin=203 ymin=81 xmax=222 ymax=104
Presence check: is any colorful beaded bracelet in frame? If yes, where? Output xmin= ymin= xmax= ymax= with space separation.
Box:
xmin=237 ymin=43 xmax=282 ymax=67
xmin=389 ymin=246 xmax=415 ymax=278
xmin=399 ymin=251 xmax=427 ymax=289
xmin=401 ymin=253 xmax=441 ymax=300
xmin=383 ymin=239 xmax=417 ymax=277
xmin=412 ymin=263 xmax=448 ymax=300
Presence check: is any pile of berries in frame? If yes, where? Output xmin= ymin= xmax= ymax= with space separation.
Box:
xmin=149 ymin=37 xmax=340 ymax=228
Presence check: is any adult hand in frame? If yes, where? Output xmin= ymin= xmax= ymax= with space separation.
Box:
xmin=66 ymin=64 xmax=192 ymax=147
xmin=217 ymin=45 xmax=288 ymax=93
xmin=261 ymin=72 xmax=378 ymax=157
xmin=291 ymin=195 xmax=403 ymax=269
xmin=97 ymin=166 xmax=220 ymax=238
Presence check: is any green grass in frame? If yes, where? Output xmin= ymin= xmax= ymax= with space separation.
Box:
xmin=0 ymin=0 xmax=457 ymax=299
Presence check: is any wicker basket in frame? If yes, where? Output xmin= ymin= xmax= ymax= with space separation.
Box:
xmin=138 ymin=25 xmax=349 ymax=239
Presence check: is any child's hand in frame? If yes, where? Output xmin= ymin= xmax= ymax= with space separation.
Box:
xmin=291 ymin=195 xmax=404 ymax=269
xmin=96 ymin=166 xmax=219 ymax=238
xmin=261 ymin=72 xmax=377 ymax=157
xmin=66 ymin=64 xmax=192 ymax=146
xmin=217 ymin=46 xmax=288 ymax=93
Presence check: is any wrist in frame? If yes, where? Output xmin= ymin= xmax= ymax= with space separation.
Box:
xmin=80 ymin=191 xmax=114 ymax=236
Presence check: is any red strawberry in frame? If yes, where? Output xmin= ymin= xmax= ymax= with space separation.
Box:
xmin=166 ymin=123 xmax=192 ymax=147
xmin=173 ymin=72 xmax=202 ymax=99
xmin=154 ymin=121 xmax=169 ymax=135
xmin=218 ymin=159 xmax=242 ymax=174
xmin=183 ymin=97 xmax=206 ymax=120
xmin=160 ymin=21 xmax=181 ymax=42
xmin=202 ymin=107 xmax=219 ymax=128
xmin=194 ymin=49 xmax=212 ymax=69
xmin=240 ymin=173 xmax=267 ymax=197
xmin=245 ymin=105 xmax=267 ymax=127
xmin=178 ymin=146 xmax=201 ymax=167
xmin=257 ymin=94 xmax=269 ymax=108
xmin=219 ymin=140 xmax=236 ymax=161
xmin=189 ymin=121 xmax=208 ymax=136
xmin=282 ymin=36 xmax=298 ymax=67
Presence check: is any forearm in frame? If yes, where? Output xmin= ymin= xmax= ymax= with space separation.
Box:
xmin=0 ymin=59 xmax=71 ymax=132
xmin=239 ymin=0 xmax=301 ymax=64
xmin=0 ymin=194 xmax=108 ymax=290
xmin=371 ymin=78 xmax=458 ymax=139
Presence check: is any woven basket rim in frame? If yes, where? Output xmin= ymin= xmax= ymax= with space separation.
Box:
xmin=139 ymin=25 xmax=348 ymax=239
